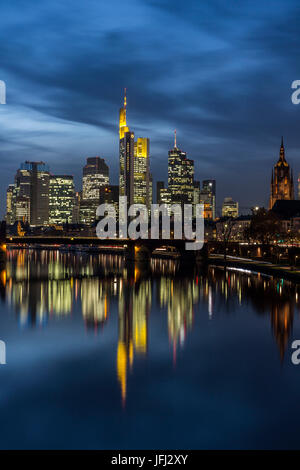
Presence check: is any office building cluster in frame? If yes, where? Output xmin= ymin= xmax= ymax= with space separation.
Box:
xmin=5 ymin=93 xmax=252 ymax=231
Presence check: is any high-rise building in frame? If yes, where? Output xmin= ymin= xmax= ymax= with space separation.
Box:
xmin=119 ymin=90 xmax=133 ymax=205
xmin=119 ymin=91 xmax=151 ymax=209
xmin=81 ymin=157 xmax=109 ymax=225
xmin=222 ymin=197 xmax=239 ymax=218
xmin=49 ymin=175 xmax=74 ymax=225
xmin=8 ymin=165 xmax=32 ymax=224
xmin=157 ymin=181 xmax=165 ymax=205
xmin=134 ymin=137 xmax=150 ymax=208
xmin=298 ymin=174 xmax=300 ymax=200
xmin=160 ymin=188 xmax=172 ymax=205
xmin=168 ymin=131 xmax=194 ymax=205
xmin=200 ymin=180 xmax=216 ymax=220
xmin=9 ymin=162 xmax=50 ymax=226
xmin=193 ymin=181 xmax=200 ymax=217
xmin=100 ymin=185 xmax=119 ymax=216
xmin=72 ymin=191 xmax=82 ymax=224
xmin=6 ymin=184 xmax=15 ymax=225
xmin=269 ymin=138 xmax=294 ymax=209
xmin=149 ymin=174 xmax=153 ymax=208
xmin=15 ymin=197 xmax=30 ymax=224
xmin=79 ymin=200 xmax=97 ymax=226
xmin=82 ymin=157 xmax=109 ymax=200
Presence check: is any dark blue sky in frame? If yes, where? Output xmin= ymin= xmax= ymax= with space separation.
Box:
xmin=0 ymin=0 xmax=300 ymax=216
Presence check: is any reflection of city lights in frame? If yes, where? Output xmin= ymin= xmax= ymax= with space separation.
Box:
xmin=0 ymin=270 xmax=6 ymax=286
xmin=208 ymin=287 xmax=212 ymax=318
xmin=4 ymin=250 xmax=298 ymax=405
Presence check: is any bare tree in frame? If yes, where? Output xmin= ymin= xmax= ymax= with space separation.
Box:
xmin=216 ymin=217 xmax=236 ymax=264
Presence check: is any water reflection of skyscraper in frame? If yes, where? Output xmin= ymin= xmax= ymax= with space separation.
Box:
xmin=156 ymin=277 xmax=198 ymax=361
xmin=2 ymin=250 xmax=299 ymax=400
xmin=206 ymin=267 xmax=297 ymax=359
xmin=117 ymin=271 xmax=151 ymax=405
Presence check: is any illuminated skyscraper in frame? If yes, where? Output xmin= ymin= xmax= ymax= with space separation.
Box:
xmin=81 ymin=157 xmax=109 ymax=225
xmin=6 ymin=184 xmax=15 ymax=225
xmin=134 ymin=137 xmax=150 ymax=208
xmin=168 ymin=131 xmax=194 ymax=205
xmin=82 ymin=157 xmax=109 ymax=200
xmin=100 ymin=185 xmax=119 ymax=220
xmin=222 ymin=197 xmax=239 ymax=218
xmin=119 ymin=91 xmax=151 ymax=209
xmin=49 ymin=175 xmax=74 ymax=225
xmin=10 ymin=162 xmax=50 ymax=226
xmin=119 ymin=89 xmax=132 ymax=203
xmin=28 ymin=162 xmax=50 ymax=226
xmin=193 ymin=181 xmax=200 ymax=217
xmin=72 ymin=191 xmax=81 ymax=224
xmin=269 ymin=138 xmax=294 ymax=209
xmin=157 ymin=181 xmax=165 ymax=204
xmin=200 ymin=180 xmax=216 ymax=220
xmin=8 ymin=165 xmax=32 ymax=224
xmin=15 ymin=197 xmax=30 ymax=224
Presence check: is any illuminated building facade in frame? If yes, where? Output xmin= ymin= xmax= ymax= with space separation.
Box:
xmin=81 ymin=157 xmax=109 ymax=225
xmin=119 ymin=91 xmax=151 ymax=209
xmin=8 ymin=162 xmax=50 ymax=226
xmin=15 ymin=197 xmax=30 ymax=223
xmin=119 ymin=91 xmax=133 ymax=204
xmin=193 ymin=181 xmax=200 ymax=217
xmin=49 ymin=175 xmax=74 ymax=225
xmin=157 ymin=181 xmax=165 ymax=204
xmin=200 ymin=180 xmax=216 ymax=220
xmin=72 ymin=191 xmax=81 ymax=224
xmin=134 ymin=137 xmax=151 ymax=208
xmin=168 ymin=131 xmax=194 ymax=206
xmin=100 ymin=185 xmax=119 ymax=216
xmin=222 ymin=197 xmax=239 ymax=218
xmin=6 ymin=184 xmax=15 ymax=225
xmin=27 ymin=162 xmax=50 ymax=226
xmin=79 ymin=200 xmax=98 ymax=226
xmin=269 ymin=138 xmax=294 ymax=209
xmin=82 ymin=157 xmax=109 ymax=200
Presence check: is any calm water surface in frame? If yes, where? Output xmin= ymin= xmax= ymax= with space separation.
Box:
xmin=0 ymin=248 xmax=300 ymax=449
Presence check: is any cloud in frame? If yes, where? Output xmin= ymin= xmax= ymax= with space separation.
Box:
xmin=0 ymin=0 xmax=299 ymax=215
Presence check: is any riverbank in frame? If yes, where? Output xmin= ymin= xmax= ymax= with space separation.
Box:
xmin=209 ymin=254 xmax=300 ymax=283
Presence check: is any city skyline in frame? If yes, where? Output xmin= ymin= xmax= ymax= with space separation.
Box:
xmin=1 ymin=0 xmax=300 ymax=217
xmin=5 ymin=127 xmax=298 ymax=227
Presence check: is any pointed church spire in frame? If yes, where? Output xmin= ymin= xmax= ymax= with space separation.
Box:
xmin=279 ymin=136 xmax=286 ymax=162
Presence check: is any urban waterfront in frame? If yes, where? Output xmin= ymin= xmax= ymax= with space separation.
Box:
xmin=0 ymin=249 xmax=299 ymax=449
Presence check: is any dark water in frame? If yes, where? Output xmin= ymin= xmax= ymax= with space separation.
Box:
xmin=0 ymin=248 xmax=300 ymax=449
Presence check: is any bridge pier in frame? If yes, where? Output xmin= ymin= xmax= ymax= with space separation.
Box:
xmin=124 ymin=244 xmax=135 ymax=262
xmin=0 ymin=248 xmax=6 ymax=271
xmin=124 ymin=243 xmax=151 ymax=263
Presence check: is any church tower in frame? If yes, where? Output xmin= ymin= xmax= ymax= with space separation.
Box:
xmin=269 ymin=137 xmax=294 ymax=209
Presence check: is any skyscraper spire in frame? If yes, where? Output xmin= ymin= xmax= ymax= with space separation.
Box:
xmin=119 ymin=89 xmax=129 ymax=139
xmin=174 ymin=129 xmax=177 ymax=148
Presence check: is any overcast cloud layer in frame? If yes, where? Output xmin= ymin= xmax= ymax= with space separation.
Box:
xmin=0 ymin=0 xmax=300 ymax=216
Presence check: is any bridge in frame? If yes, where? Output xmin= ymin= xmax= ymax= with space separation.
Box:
xmin=5 ymin=236 xmax=207 ymax=263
